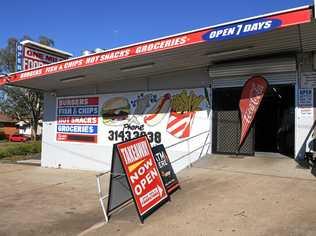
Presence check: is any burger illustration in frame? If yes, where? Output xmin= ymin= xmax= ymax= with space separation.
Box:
xmin=101 ymin=97 xmax=130 ymax=125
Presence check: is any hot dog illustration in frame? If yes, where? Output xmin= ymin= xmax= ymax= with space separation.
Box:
xmin=144 ymin=93 xmax=171 ymax=126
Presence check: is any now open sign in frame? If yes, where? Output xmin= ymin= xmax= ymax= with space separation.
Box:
xmin=116 ymin=136 xmax=169 ymax=220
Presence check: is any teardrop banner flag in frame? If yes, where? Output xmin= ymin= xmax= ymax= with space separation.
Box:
xmin=239 ymin=76 xmax=268 ymax=149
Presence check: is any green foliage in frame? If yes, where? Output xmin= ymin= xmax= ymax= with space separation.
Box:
xmin=0 ymin=86 xmax=43 ymax=124
xmin=0 ymin=38 xmax=17 ymax=73
xmin=0 ymin=132 xmax=6 ymax=140
xmin=0 ymin=141 xmax=41 ymax=159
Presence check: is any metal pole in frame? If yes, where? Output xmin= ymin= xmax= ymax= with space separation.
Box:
xmin=96 ymin=175 xmax=109 ymax=223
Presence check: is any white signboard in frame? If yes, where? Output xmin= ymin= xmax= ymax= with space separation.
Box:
xmin=56 ymin=88 xmax=211 ymax=147
xmin=298 ymin=88 xmax=313 ymax=118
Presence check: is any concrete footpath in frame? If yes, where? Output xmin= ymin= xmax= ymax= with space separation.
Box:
xmin=0 ymin=164 xmax=103 ymax=236
xmin=1 ymin=155 xmax=316 ymax=236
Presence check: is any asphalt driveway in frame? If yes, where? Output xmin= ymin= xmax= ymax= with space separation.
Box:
xmin=1 ymin=155 xmax=316 ymax=236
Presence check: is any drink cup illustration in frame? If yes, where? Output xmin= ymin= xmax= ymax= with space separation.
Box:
xmin=167 ymin=111 xmax=195 ymax=138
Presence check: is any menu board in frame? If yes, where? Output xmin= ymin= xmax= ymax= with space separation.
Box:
xmin=152 ymin=144 xmax=180 ymax=194
xmin=56 ymin=96 xmax=99 ymax=143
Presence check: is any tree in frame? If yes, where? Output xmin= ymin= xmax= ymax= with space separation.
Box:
xmin=0 ymin=36 xmax=54 ymax=140
xmin=0 ymin=37 xmax=17 ymax=73
xmin=0 ymin=86 xmax=43 ymax=140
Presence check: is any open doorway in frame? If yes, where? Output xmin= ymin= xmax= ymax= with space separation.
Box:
xmin=212 ymin=84 xmax=295 ymax=157
xmin=255 ymin=85 xmax=295 ymax=157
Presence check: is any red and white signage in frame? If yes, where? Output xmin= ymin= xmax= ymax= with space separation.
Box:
xmin=0 ymin=7 xmax=311 ymax=86
xmin=239 ymin=76 xmax=268 ymax=147
xmin=58 ymin=97 xmax=99 ymax=107
xmin=116 ymin=136 xmax=168 ymax=216
xmin=23 ymin=47 xmax=66 ymax=70
xmin=167 ymin=111 xmax=195 ymax=138
xmin=56 ymin=96 xmax=99 ymax=143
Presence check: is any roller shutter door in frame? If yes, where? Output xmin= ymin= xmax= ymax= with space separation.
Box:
xmin=210 ymin=57 xmax=297 ymax=88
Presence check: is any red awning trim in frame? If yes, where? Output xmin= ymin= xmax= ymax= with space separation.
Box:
xmin=0 ymin=6 xmax=312 ymax=86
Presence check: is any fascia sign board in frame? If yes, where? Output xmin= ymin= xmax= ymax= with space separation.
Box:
xmin=0 ymin=6 xmax=312 ymax=86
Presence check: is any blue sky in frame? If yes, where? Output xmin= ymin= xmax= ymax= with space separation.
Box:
xmin=0 ymin=0 xmax=312 ymax=56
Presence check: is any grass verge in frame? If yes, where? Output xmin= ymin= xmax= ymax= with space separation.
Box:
xmin=0 ymin=141 xmax=41 ymax=159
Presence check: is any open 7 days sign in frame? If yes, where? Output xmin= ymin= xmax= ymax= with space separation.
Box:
xmin=107 ymin=136 xmax=169 ymax=223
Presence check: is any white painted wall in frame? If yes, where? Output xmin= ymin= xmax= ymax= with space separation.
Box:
xmin=295 ymin=53 xmax=315 ymax=160
xmin=41 ymin=68 xmax=211 ymax=172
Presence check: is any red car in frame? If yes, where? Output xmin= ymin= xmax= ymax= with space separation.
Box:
xmin=9 ymin=134 xmax=29 ymax=142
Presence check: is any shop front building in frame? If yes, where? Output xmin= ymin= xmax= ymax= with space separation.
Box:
xmin=0 ymin=5 xmax=315 ymax=172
